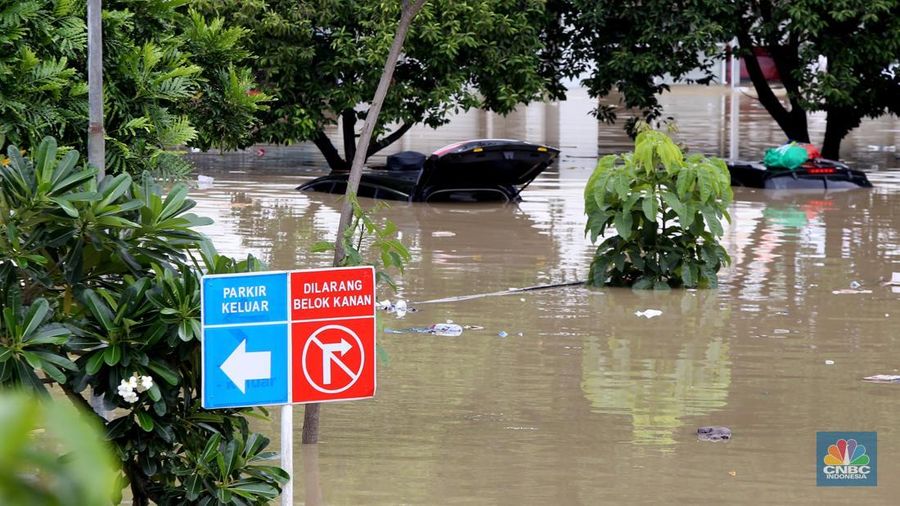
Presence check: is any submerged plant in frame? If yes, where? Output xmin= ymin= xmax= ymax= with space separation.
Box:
xmin=584 ymin=128 xmax=732 ymax=288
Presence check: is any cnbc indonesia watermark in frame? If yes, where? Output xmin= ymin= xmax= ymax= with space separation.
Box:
xmin=817 ymin=432 xmax=877 ymax=487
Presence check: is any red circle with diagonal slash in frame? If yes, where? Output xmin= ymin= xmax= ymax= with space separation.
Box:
xmin=292 ymin=318 xmax=375 ymax=403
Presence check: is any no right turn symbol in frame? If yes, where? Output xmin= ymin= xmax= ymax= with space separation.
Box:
xmin=292 ymin=318 xmax=375 ymax=403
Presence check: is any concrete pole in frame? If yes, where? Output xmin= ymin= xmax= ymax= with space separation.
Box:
xmin=87 ymin=0 xmax=105 ymax=179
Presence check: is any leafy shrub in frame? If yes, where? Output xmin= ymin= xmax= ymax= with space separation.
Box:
xmin=0 ymin=390 xmax=119 ymax=506
xmin=584 ymin=129 xmax=732 ymax=288
xmin=0 ymin=0 xmax=269 ymax=177
xmin=0 ymin=138 xmax=287 ymax=505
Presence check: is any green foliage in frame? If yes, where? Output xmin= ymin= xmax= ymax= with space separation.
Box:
xmin=198 ymin=0 xmax=559 ymax=169
xmin=584 ymin=128 xmax=733 ymax=289
xmin=312 ymin=194 xmax=410 ymax=291
xmin=0 ymin=138 xmax=287 ymax=505
xmin=554 ymin=0 xmax=900 ymax=156
xmin=0 ymin=0 xmax=269 ymax=177
xmin=0 ymin=390 xmax=119 ymax=506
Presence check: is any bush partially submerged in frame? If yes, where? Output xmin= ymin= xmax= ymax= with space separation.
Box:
xmin=584 ymin=129 xmax=732 ymax=289
xmin=0 ymin=138 xmax=287 ymax=505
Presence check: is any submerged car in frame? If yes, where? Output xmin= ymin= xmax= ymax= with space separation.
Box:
xmin=297 ymin=139 xmax=560 ymax=202
xmin=726 ymin=158 xmax=872 ymax=190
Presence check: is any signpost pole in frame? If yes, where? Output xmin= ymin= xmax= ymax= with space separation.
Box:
xmin=281 ymin=404 xmax=293 ymax=505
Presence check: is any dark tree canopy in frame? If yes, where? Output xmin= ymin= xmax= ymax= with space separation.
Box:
xmin=200 ymin=0 xmax=563 ymax=171
xmin=555 ymin=0 xmax=900 ymax=159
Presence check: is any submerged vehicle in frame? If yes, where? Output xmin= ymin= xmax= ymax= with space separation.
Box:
xmin=297 ymin=139 xmax=559 ymax=202
xmin=726 ymin=158 xmax=872 ymax=190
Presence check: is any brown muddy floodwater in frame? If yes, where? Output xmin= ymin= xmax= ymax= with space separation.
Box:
xmin=190 ymin=86 xmax=899 ymax=505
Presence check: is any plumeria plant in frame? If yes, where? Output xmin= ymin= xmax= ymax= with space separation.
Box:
xmin=0 ymin=138 xmax=287 ymax=505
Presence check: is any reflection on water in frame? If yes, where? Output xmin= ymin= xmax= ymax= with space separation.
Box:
xmin=581 ymin=290 xmax=731 ymax=447
xmin=190 ymin=86 xmax=900 ymax=504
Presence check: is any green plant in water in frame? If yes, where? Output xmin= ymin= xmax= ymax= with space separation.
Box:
xmin=0 ymin=137 xmax=287 ymax=505
xmin=584 ymin=128 xmax=732 ymax=288
xmin=312 ymin=194 xmax=410 ymax=291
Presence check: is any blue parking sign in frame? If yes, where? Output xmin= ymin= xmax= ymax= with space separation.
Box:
xmin=202 ymin=272 xmax=291 ymax=409
xmin=202 ymin=324 xmax=289 ymax=409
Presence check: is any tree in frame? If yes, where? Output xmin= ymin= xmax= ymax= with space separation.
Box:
xmin=556 ymin=0 xmax=900 ymax=159
xmin=0 ymin=0 xmax=269 ymax=176
xmin=0 ymin=138 xmax=288 ymax=505
xmin=199 ymin=0 xmax=561 ymax=171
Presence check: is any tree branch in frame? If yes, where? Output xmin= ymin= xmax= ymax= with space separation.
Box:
xmin=367 ymin=122 xmax=414 ymax=157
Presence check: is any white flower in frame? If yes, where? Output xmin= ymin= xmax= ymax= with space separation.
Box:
xmin=117 ymin=373 xmax=154 ymax=402
xmin=137 ymin=375 xmax=153 ymax=393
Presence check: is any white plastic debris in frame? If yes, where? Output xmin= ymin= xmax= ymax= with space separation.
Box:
xmin=825 ymin=360 xmax=835 ymax=365
xmin=891 ymin=272 xmax=900 ymax=285
xmin=197 ymin=174 xmax=214 ymax=189
xmin=849 ymin=280 xmax=861 ymax=290
xmin=431 ymin=323 xmax=463 ymax=337
xmin=497 ymin=331 xmax=508 ymax=338
xmin=832 ymin=289 xmax=873 ymax=294
xmin=634 ymin=309 xmax=663 ymax=319
xmin=863 ymin=375 xmax=900 ymax=383
xmin=431 ymin=231 xmax=456 ymax=238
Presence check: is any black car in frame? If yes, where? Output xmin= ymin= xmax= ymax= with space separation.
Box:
xmin=727 ymin=158 xmax=872 ymax=189
xmin=297 ymin=139 xmax=560 ymax=202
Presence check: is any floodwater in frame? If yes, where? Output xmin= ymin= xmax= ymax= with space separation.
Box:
xmin=190 ymin=86 xmax=900 ymax=504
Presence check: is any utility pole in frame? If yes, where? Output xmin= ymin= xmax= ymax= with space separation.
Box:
xmin=87 ymin=0 xmax=105 ymax=180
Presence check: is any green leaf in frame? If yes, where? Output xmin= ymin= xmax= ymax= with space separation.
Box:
xmin=135 ymin=411 xmax=154 ymax=432
xmin=147 ymin=361 xmax=179 ymax=386
xmin=85 ymin=352 xmax=106 ymax=375
xmin=614 ymin=211 xmax=633 ymax=240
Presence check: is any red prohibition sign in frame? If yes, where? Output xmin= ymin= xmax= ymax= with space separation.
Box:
xmin=301 ymin=324 xmax=365 ymax=394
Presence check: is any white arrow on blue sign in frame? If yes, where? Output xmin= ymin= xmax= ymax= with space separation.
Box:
xmin=202 ymin=272 xmax=290 ymax=409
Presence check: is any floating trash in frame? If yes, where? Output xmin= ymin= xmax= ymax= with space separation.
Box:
xmin=862 ymin=375 xmax=900 ymax=383
xmin=463 ymin=325 xmax=485 ymax=330
xmin=431 ymin=231 xmax=456 ymax=238
xmin=831 ymin=289 xmax=873 ymax=295
xmin=197 ymin=174 xmax=214 ymax=189
xmin=849 ymin=280 xmax=861 ymax=290
xmin=376 ymin=299 xmax=415 ymax=317
xmin=497 ymin=331 xmax=508 ymax=338
xmin=825 ymin=360 xmax=835 ymax=365
xmin=697 ymin=426 xmax=731 ymax=442
xmin=431 ymin=323 xmax=463 ymax=337
xmin=634 ymin=309 xmax=663 ymax=319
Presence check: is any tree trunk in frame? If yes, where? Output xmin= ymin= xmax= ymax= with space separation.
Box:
xmin=736 ymin=32 xmax=809 ymax=143
xmin=302 ymin=0 xmax=427 ymax=446
xmin=821 ymin=109 xmax=858 ymax=160
xmin=312 ymin=130 xmax=347 ymax=172
xmin=341 ymin=110 xmax=357 ymax=163
xmin=87 ymin=0 xmax=105 ymax=179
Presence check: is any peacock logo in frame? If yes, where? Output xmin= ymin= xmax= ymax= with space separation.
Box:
xmin=823 ymin=438 xmax=869 ymax=466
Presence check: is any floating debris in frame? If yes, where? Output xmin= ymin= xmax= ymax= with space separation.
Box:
xmin=197 ymin=174 xmax=214 ymax=189
xmin=831 ymin=289 xmax=873 ymax=295
xmin=825 ymin=360 xmax=835 ymax=365
xmin=376 ymin=299 xmax=415 ymax=317
xmin=634 ymin=309 xmax=663 ymax=319
xmin=463 ymin=325 xmax=484 ymax=330
xmin=431 ymin=323 xmax=463 ymax=337
xmin=849 ymin=280 xmax=862 ymax=290
xmin=497 ymin=331 xmax=508 ymax=338
xmin=431 ymin=231 xmax=456 ymax=238
xmin=862 ymin=375 xmax=900 ymax=384
xmin=697 ymin=426 xmax=731 ymax=442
